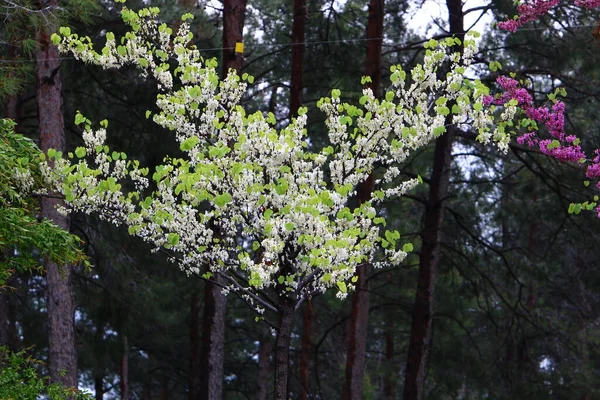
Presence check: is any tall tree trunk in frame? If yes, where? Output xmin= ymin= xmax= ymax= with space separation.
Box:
xmin=384 ymin=296 xmax=395 ymax=400
xmin=199 ymin=2 xmax=247 ymax=399
xmin=221 ymin=0 xmax=247 ymax=76
xmin=289 ymin=0 xmax=310 ymax=396
xmin=189 ymin=290 xmax=200 ymax=400
xmin=275 ymin=301 xmax=295 ymax=400
xmin=36 ymin=0 xmax=77 ymax=388
xmin=120 ymin=333 xmax=129 ymax=400
xmin=290 ymin=0 xmax=306 ymax=118
xmin=95 ymin=376 xmax=104 ymax=400
xmin=200 ymin=276 xmax=226 ymax=400
xmin=299 ymin=300 xmax=313 ymax=400
xmin=161 ymin=376 xmax=169 ymax=400
xmin=257 ymin=326 xmax=273 ymax=400
xmin=343 ymin=0 xmax=383 ymax=398
xmin=402 ymin=2 xmax=463 ymax=399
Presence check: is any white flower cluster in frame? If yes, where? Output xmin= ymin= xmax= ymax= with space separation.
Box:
xmin=45 ymin=8 xmax=505 ymax=307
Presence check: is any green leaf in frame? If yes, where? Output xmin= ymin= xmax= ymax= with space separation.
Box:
xmin=402 ymin=243 xmax=414 ymax=252
xmin=167 ymin=233 xmax=180 ymax=245
xmin=337 ymin=281 xmax=347 ymax=293
xmin=285 ymin=222 xmax=295 ymax=231
xmin=264 ymin=209 xmax=273 ymax=220
xmin=75 ymin=147 xmax=86 ymax=158
xmin=180 ymin=136 xmax=199 ymax=151
xmin=51 ymin=33 xmax=61 ymax=45
xmin=214 ymin=193 xmax=232 ymax=207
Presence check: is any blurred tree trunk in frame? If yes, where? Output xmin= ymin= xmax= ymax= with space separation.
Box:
xmin=200 ymin=1 xmax=246 ymax=399
xmin=289 ymin=0 xmax=312 ymax=396
xmin=257 ymin=326 xmax=273 ymax=400
xmin=36 ymin=0 xmax=77 ymax=388
xmin=402 ymin=2 xmax=463 ymax=399
xmin=343 ymin=0 xmax=383 ymax=398
xmin=299 ymin=300 xmax=313 ymax=400
xmin=120 ymin=333 xmax=129 ymax=400
xmin=95 ymin=376 xmax=104 ymax=400
xmin=275 ymin=300 xmax=294 ymax=400
xmin=189 ymin=290 xmax=200 ymax=400
xmin=290 ymin=0 xmax=306 ymax=118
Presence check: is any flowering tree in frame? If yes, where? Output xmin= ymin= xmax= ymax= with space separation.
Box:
xmin=34 ymin=4 xmax=514 ymax=397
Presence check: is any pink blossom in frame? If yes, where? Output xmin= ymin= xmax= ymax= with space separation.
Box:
xmin=498 ymin=0 xmax=600 ymax=32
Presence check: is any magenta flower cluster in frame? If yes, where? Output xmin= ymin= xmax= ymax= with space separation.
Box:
xmin=498 ymin=0 xmax=600 ymax=32
xmin=486 ymin=76 xmax=586 ymax=161
xmin=488 ymin=75 xmax=600 ymax=214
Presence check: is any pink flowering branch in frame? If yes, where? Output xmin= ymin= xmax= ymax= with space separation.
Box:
xmin=497 ymin=0 xmax=600 ymax=32
xmin=485 ymin=75 xmax=600 ymax=215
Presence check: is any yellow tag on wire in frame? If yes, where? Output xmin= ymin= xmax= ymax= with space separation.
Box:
xmin=235 ymin=42 xmax=244 ymax=53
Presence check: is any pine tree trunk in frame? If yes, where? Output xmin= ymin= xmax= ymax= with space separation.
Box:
xmin=290 ymin=0 xmax=306 ymax=118
xmin=343 ymin=1 xmax=383 ymax=398
xmin=200 ymin=275 xmax=226 ymax=400
xmin=36 ymin=0 xmax=77 ymax=388
xmin=402 ymin=3 xmax=463 ymax=399
xmin=275 ymin=301 xmax=295 ymax=400
xmin=189 ymin=290 xmax=200 ymax=400
xmin=161 ymin=376 xmax=169 ymax=400
xmin=95 ymin=376 xmax=104 ymax=400
xmin=221 ymin=0 xmax=247 ymax=76
xmin=299 ymin=300 xmax=313 ymax=400
xmin=384 ymin=297 xmax=395 ymax=400
xmin=199 ymin=2 xmax=247 ymax=398
xmin=120 ymin=333 xmax=129 ymax=400
xmin=257 ymin=327 xmax=273 ymax=400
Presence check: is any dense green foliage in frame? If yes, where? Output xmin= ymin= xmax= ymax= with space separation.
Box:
xmin=0 ymin=346 xmax=91 ymax=400
xmin=0 ymin=119 xmax=87 ymax=286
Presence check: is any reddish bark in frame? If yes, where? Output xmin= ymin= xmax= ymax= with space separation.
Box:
xmin=36 ymin=0 xmax=77 ymax=389
xmin=290 ymin=0 xmax=306 ymax=118
xmin=402 ymin=2 xmax=463 ymax=399
xmin=221 ymin=0 xmax=247 ymax=76
xmin=343 ymin=0 xmax=383 ymax=398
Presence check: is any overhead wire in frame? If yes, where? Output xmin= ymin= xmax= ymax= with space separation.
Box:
xmin=0 ymin=23 xmax=599 ymax=64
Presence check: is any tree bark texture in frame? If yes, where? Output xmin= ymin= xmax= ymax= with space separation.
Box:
xmin=257 ymin=327 xmax=273 ymax=400
xmin=189 ymin=290 xmax=200 ymax=400
xmin=384 ymin=299 xmax=395 ymax=400
xmin=275 ymin=301 xmax=295 ymax=400
xmin=402 ymin=3 xmax=463 ymax=399
xmin=343 ymin=0 xmax=383 ymax=397
xmin=299 ymin=300 xmax=313 ymax=400
xmin=290 ymin=0 xmax=306 ymax=118
xmin=200 ymin=274 xmax=226 ymax=400
xmin=36 ymin=0 xmax=77 ymax=388
xmin=221 ymin=0 xmax=247 ymax=77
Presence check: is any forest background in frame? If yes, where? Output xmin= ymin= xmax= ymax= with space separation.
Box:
xmin=0 ymin=0 xmax=599 ymax=399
